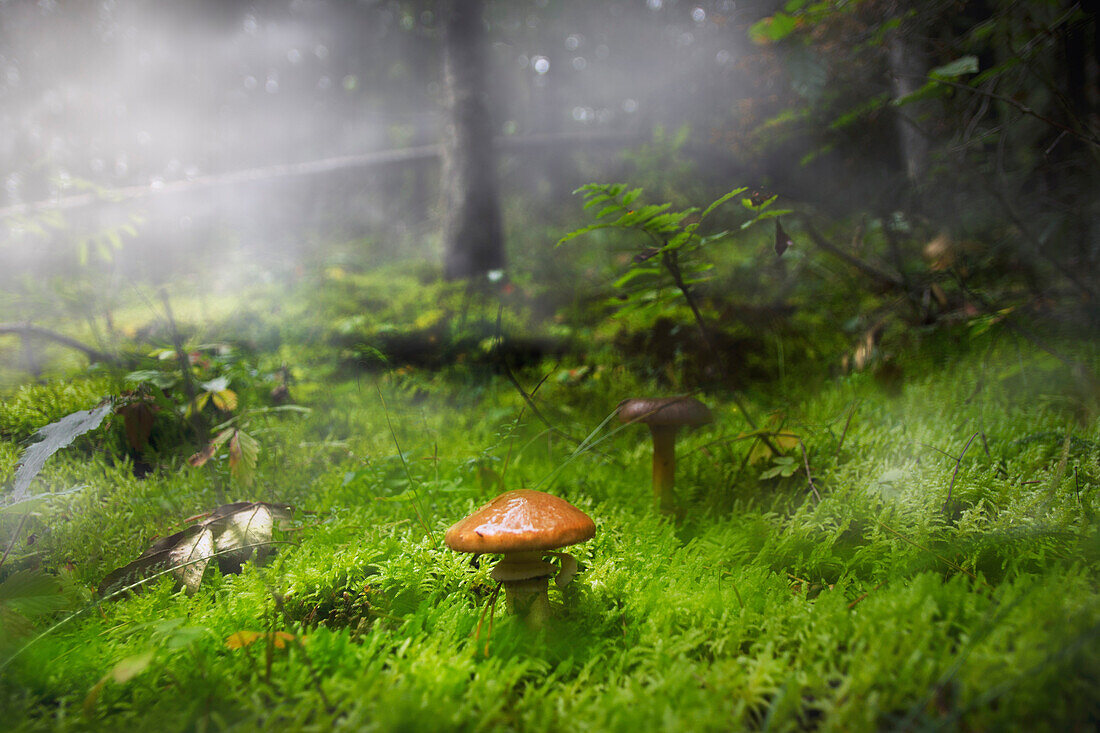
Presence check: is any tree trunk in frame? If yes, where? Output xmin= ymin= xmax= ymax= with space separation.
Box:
xmin=887 ymin=25 xmax=932 ymax=185
xmin=440 ymin=0 xmax=504 ymax=280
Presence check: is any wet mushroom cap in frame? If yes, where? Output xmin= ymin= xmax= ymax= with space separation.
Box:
xmin=444 ymin=489 xmax=596 ymax=554
xmin=618 ymin=397 xmax=713 ymax=427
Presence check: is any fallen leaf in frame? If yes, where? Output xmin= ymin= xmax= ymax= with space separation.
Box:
xmin=98 ymin=524 xmax=213 ymax=596
xmin=9 ymin=402 xmax=112 ymax=504
xmin=224 ymin=630 xmax=262 ymax=649
xmin=169 ymin=526 xmax=215 ymax=594
xmin=208 ymin=501 xmax=289 ymax=573
xmin=225 ymin=630 xmax=295 ymax=649
xmin=99 ymin=502 xmax=293 ymax=596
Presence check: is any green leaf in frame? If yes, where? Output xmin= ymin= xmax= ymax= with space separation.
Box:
xmin=829 ymin=94 xmax=890 ymax=130
xmin=125 ymin=369 xmax=179 ymax=389
xmin=754 ymin=208 xmax=794 ymax=221
xmin=572 ymin=182 xmax=606 ymax=196
xmin=582 ymin=193 xmax=612 ymax=210
xmin=972 ymin=57 xmax=1021 ymax=85
xmin=892 ymin=80 xmax=946 ymax=107
xmin=556 ymin=222 xmax=615 ymax=246
xmin=185 ymin=391 xmax=210 ymax=417
xmin=697 ymin=231 xmax=730 ymax=247
xmin=0 ymin=570 xmax=68 ymax=616
xmin=621 ymin=188 xmax=643 ymax=206
xmin=613 ymin=267 xmax=661 ymax=289
xmin=110 ymin=651 xmax=154 ymax=684
xmin=615 ymin=203 xmax=671 ymax=227
xmin=800 ymin=141 xmax=836 ymax=166
xmin=645 ymin=210 xmax=693 ymax=233
xmin=223 ymin=430 xmax=261 ymax=487
xmin=749 ymin=13 xmax=799 ymax=44
xmin=930 ymin=55 xmax=979 ymax=79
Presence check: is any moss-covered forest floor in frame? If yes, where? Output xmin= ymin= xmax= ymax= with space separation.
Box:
xmin=1 ymin=254 xmax=1098 ymax=732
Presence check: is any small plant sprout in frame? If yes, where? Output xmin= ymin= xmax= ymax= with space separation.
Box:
xmin=445 ymin=489 xmax=595 ymax=628
xmin=618 ymin=397 xmax=713 ymax=513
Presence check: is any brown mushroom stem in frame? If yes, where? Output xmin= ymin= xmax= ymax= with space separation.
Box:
xmin=649 ymin=424 xmax=679 ymax=513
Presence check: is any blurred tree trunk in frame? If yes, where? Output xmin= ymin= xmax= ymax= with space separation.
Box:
xmin=441 ymin=0 xmax=504 ymax=280
xmin=887 ymin=21 xmax=932 ymax=186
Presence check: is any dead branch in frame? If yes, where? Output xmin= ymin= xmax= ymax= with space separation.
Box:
xmin=0 ymin=322 xmax=117 ymax=365
xmin=0 ymin=132 xmax=642 ymax=221
xmin=793 ymin=215 xmax=908 ymax=292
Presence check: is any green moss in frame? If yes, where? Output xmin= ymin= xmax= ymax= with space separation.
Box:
xmin=1 ymin=299 xmax=1098 ymax=731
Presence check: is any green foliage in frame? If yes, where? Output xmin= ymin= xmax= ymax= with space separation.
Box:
xmin=558 ymin=182 xmax=788 ymax=330
xmin=0 ymin=329 xmax=1097 ymax=730
xmin=0 ymin=377 xmax=115 ymax=443
xmin=745 ymin=0 xmax=1100 ymax=300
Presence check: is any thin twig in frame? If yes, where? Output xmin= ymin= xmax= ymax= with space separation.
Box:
xmin=794 ymin=215 xmax=907 ymax=291
xmin=0 ymin=513 xmax=31 ymax=572
xmin=159 ymin=289 xmax=206 ymax=445
xmin=375 ymin=384 xmax=437 ymax=548
xmin=799 ymin=440 xmax=823 ymax=503
xmin=0 ymin=131 xmax=642 ymax=220
xmin=875 ymin=519 xmax=987 ymax=587
xmin=834 ymin=402 xmax=858 ymax=462
xmin=493 ymin=303 xmax=581 ymax=446
xmin=918 ymin=75 xmax=1100 ymax=149
xmin=652 ymin=239 xmax=773 ymax=453
xmin=500 ymin=365 xmax=580 ymax=445
xmin=474 ymin=582 xmax=503 ymax=658
xmin=943 ymin=432 xmax=979 ymax=514
xmin=920 ymin=441 xmax=960 ymax=461
xmin=844 ymin=581 xmax=888 ymax=607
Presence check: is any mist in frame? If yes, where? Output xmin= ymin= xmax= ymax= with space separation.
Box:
xmin=1 ymin=0 xmax=753 ymax=290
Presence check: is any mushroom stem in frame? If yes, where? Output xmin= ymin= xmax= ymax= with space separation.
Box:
xmin=502 ymin=576 xmax=552 ymax=628
xmin=493 ymin=551 xmax=555 ymax=628
xmin=649 ymin=424 xmax=679 ymax=513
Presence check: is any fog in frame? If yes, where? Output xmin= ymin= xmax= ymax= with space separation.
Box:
xmin=0 ymin=0 xmax=750 ymax=288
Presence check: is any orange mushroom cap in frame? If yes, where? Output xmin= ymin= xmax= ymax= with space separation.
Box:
xmin=444 ymin=489 xmax=595 ymax=554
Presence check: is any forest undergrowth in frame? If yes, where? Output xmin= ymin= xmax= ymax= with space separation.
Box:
xmin=0 ymin=285 xmax=1097 ymax=731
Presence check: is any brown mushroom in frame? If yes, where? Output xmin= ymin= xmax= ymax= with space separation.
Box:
xmin=445 ymin=489 xmax=595 ymax=626
xmin=618 ymin=396 xmax=713 ymax=513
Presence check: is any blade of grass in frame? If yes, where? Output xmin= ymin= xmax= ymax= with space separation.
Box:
xmin=375 ymin=383 xmax=437 ymax=548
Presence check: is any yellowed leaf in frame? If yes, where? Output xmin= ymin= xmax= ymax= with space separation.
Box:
xmin=211 ymin=389 xmax=238 ymax=412
xmin=225 ymin=630 xmax=263 ymax=649
xmin=225 ymin=630 xmax=295 ymax=649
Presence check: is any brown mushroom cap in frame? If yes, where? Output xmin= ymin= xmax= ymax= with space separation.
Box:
xmin=444 ymin=489 xmax=596 ymax=554
xmin=618 ymin=397 xmax=713 ymax=427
